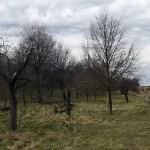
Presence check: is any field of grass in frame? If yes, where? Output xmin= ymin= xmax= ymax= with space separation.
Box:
xmin=0 ymin=94 xmax=150 ymax=150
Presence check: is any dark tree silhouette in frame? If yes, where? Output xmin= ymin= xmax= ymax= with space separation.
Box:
xmin=0 ymin=37 xmax=33 ymax=130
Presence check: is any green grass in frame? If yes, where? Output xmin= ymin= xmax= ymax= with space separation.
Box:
xmin=0 ymin=94 xmax=150 ymax=150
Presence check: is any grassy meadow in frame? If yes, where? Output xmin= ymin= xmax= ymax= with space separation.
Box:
xmin=0 ymin=94 xmax=150 ymax=150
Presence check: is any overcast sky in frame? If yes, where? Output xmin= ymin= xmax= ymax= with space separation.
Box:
xmin=0 ymin=0 xmax=150 ymax=85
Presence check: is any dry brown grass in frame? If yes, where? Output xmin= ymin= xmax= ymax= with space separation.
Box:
xmin=0 ymin=94 xmax=150 ymax=149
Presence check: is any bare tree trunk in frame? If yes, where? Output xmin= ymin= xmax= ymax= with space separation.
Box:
xmin=121 ymin=85 xmax=129 ymax=103
xmin=50 ymin=89 xmax=53 ymax=97
xmin=37 ymin=87 xmax=42 ymax=103
xmin=107 ymin=88 xmax=112 ymax=113
xmin=124 ymin=92 xmax=129 ymax=103
xmin=37 ymin=70 xmax=42 ymax=103
xmin=76 ymin=89 xmax=79 ymax=99
xmin=0 ymin=47 xmax=33 ymax=131
xmin=86 ymin=91 xmax=89 ymax=102
xmin=63 ymin=90 xmax=66 ymax=105
xmin=22 ymin=90 xmax=26 ymax=108
xmin=9 ymin=83 xmax=17 ymax=131
xmin=66 ymin=89 xmax=71 ymax=118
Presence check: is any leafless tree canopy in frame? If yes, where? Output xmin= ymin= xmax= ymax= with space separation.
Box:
xmin=0 ymin=36 xmax=33 ymax=130
xmin=82 ymin=11 xmax=139 ymax=113
xmin=17 ymin=23 xmax=57 ymax=102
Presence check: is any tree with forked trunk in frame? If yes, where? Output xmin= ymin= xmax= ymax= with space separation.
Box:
xmin=0 ymin=37 xmax=33 ymax=130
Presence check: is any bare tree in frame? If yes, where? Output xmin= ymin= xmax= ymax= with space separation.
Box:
xmin=83 ymin=11 xmax=139 ymax=113
xmin=19 ymin=23 xmax=57 ymax=103
xmin=56 ymin=43 xmax=75 ymax=118
xmin=0 ymin=37 xmax=33 ymax=130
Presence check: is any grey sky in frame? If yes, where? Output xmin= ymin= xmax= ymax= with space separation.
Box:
xmin=0 ymin=0 xmax=150 ymax=85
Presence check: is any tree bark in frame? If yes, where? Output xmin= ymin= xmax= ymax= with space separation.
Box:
xmin=37 ymin=71 xmax=42 ymax=103
xmin=9 ymin=82 xmax=17 ymax=131
xmin=66 ymin=89 xmax=71 ymax=118
xmin=63 ymin=90 xmax=67 ymax=105
xmin=107 ymin=88 xmax=112 ymax=113
xmin=22 ymin=90 xmax=26 ymax=108
xmin=50 ymin=89 xmax=53 ymax=97
xmin=124 ymin=91 xmax=129 ymax=103
xmin=86 ymin=92 xmax=89 ymax=102
xmin=37 ymin=87 xmax=42 ymax=103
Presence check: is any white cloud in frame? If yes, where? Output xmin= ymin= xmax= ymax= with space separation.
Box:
xmin=0 ymin=0 xmax=150 ymax=84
